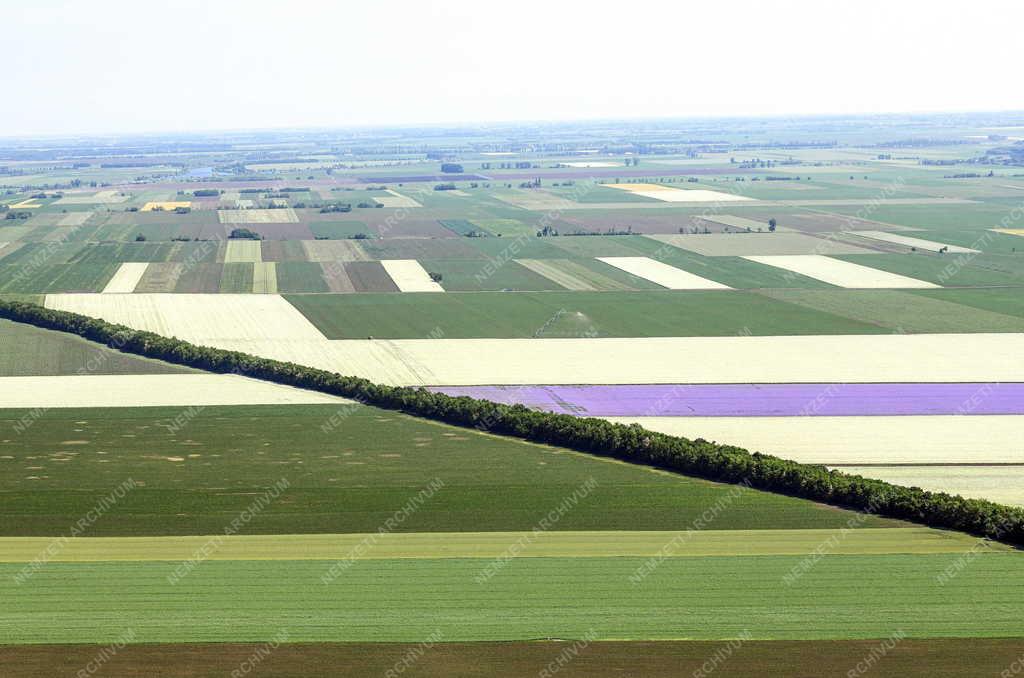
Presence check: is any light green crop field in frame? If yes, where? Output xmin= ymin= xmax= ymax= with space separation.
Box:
xmin=3 ymin=553 xmax=1022 ymax=643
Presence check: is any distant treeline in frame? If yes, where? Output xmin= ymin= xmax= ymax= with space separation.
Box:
xmin=0 ymin=300 xmax=1021 ymax=548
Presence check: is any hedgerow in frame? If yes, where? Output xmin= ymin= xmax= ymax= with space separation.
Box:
xmin=2 ymin=299 xmax=1021 ymax=547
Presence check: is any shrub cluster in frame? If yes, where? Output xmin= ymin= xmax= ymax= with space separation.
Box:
xmin=1 ymin=299 xmax=1021 ymax=547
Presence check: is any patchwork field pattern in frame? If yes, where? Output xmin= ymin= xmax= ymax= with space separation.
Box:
xmin=5 ymin=115 xmax=1024 ymax=673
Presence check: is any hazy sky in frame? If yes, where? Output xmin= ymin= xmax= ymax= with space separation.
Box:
xmin=5 ymin=0 xmax=1022 ymax=136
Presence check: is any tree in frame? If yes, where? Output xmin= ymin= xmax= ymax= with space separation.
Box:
xmin=768 ymin=218 xmax=777 ymax=232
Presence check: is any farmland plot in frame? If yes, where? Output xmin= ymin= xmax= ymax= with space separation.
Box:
xmin=605 ymin=183 xmax=754 ymax=202
xmin=852 ymin=231 xmax=980 ymax=253
xmin=218 ymin=208 xmax=299 ymax=224
xmin=744 ymin=255 xmax=940 ymax=288
xmin=380 ymin=259 xmax=444 ymax=292
xmin=0 ymin=374 xmax=348 ymax=408
xmin=100 ymin=262 xmax=149 ymax=293
xmin=223 ymin=239 xmax=263 ymax=263
xmin=647 ymin=232 xmax=876 ymax=256
xmin=596 ymin=256 xmax=731 ymax=289
xmin=516 ymin=259 xmax=633 ymax=291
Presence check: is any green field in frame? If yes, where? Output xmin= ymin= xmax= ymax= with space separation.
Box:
xmin=285 ymin=290 xmax=891 ymax=338
xmin=0 ymin=319 xmax=192 ymax=376
xmin=0 ymin=404 xmax=897 ymax=536
xmin=4 ymin=553 xmax=1022 ymax=642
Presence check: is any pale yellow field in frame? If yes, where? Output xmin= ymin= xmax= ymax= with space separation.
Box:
xmin=223 ymin=239 xmax=263 ymax=263
xmin=100 ymin=262 xmax=149 ymax=294
xmin=41 ymin=295 xmax=1024 ymax=386
xmin=54 ymin=190 xmax=127 ymax=205
xmin=0 ymin=528 xmax=989 ymax=564
xmin=596 ymin=256 xmax=730 ymax=289
xmin=743 ymin=255 xmax=940 ymax=289
xmin=141 ymin=201 xmax=192 ymax=212
xmin=606 ymin=416 xmax=1024 ymax=465
xmin=44 ymin=293 xmax=325 ymax=342
xmin=833 ymin=466 xmax=1024 ymax=507
xmin=380 ymin=259 xmax=444 ymax=292
xmin=0 ymin=374 xmax=349 ymax=409
xmin=252 ymin=262 xmax=278 ymax=293
xmin=604 ymin=183 xmax=754 ymax=203
xmin=218 ymin=208 xmax=298 ymax=224
xmin=852 ymin=231 xmax=980 ymax=253
xmin=7 ymin=199 xmax=41 ymax=209
xmin=375 ymin=190 xmax=422 ymax=208
xmin=992 ymin=228 xmax=1024 ymax=237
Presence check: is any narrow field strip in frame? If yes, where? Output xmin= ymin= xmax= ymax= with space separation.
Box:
xmin=223 ymin=240 xmax=263 ymax=263
xmin=646 ymin=232 xmax=874 ymax=256
xmin=4 ymin=639 xmax=1022 ymax=678
xmin=380 ymin=259 xmax=444 ymax=292
xmin=431 ymin=383 xmax=1024 ymax=417
xmin=251 ymin=262 xmax=278 ymax=293
xmin=743 ymin=255 xmax=940 ymax=289
xmin=100 ymin=263 xmax=149 ymax=294
xmin=516 ymin=259 xmax=627 ymax=291
xmin=3 ymin=554 xmax=1022 ymax=643
xmin=37 ymin=295 xmax=1024 ymax=385
xmin=596 ymin=257 xmax=730 ymax=289
xmin=852 ymin=231 xmax=980 ymax=253
xmin=608 ymin=415 xmax=1024 ymax=465
xmin=0 ymin=374 xmax=349 ymax=408
xmin=219 ymin=208 xmax=299 ymax=224
xmin=0 ymin=528 xmax=987 ymax=563
xmin=300 ymin=240 xmax=371 ymax=262
xmin=605 ymin=183 xmax=754 ymax=203
xmin=141 ymin=201 xmax=191 ymax=212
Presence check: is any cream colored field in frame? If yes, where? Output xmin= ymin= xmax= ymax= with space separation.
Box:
xmin=743 ymin=255 xmax=940 ymax=288
xmin=852 ymin=231 xmax=980 ymax=253
xmin=0 ymin=374 xmax=348 ymax=409
xmin=42 ymin=295 xmax=1024 ymax=386
xmin=375 ymin=190 xmax=422 ymax=208
xmin=7 ymin=199 xmax=41 ymax=209
xmin=604 ymin=183 xmax=754 ymax=203
xmin=606 ymin=416 xmax=1024 ymax=465
xmin=447 ymin=189 xmax=470 ymax=197
xmin=252 ymin=262 xmax=278 ymax=293
xmin=596 ymin=257 xmax=731 ymax=289
xmin=0 ymin=528 xmax=987 ymax=564
xmin=218 ymin=208 xmax=298 ymax=224
xmin=834 ymin=466 xmax=1024 ymax=507
xmin=992 ymin=228 xmax=1024 ymax=237
xmin=223 ymin=239 xmax=263 ymax=263
xmin=44 ymin=293 xmax=324 ymax=342
xmin=300 ymin=239 xmax=371 ymax=262
xmin=0 ymin=242 xmax=23 ymax=260
xmin=57 ymin=211 xmax=92 ymax=227
xmin=649 ymin=233 xmax=874 ymax=257
xmin=100 ymin=263 xmax=149 ymax=294
xmin=55 ymin=190 xmax=127 ymax=205
xmin=205 ymin=334 xmax=1024 ymax=386
xmin=141 ymin=201 xmax=192 ymax=212
xmin=235 ymin=199 xmax=256 ymax=209
xmin=381 ymin=259 xmax=444 ymax=292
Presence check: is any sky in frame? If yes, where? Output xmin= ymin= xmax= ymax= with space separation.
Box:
xmin=4 ymin=0 xmax=1022 ymax=136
